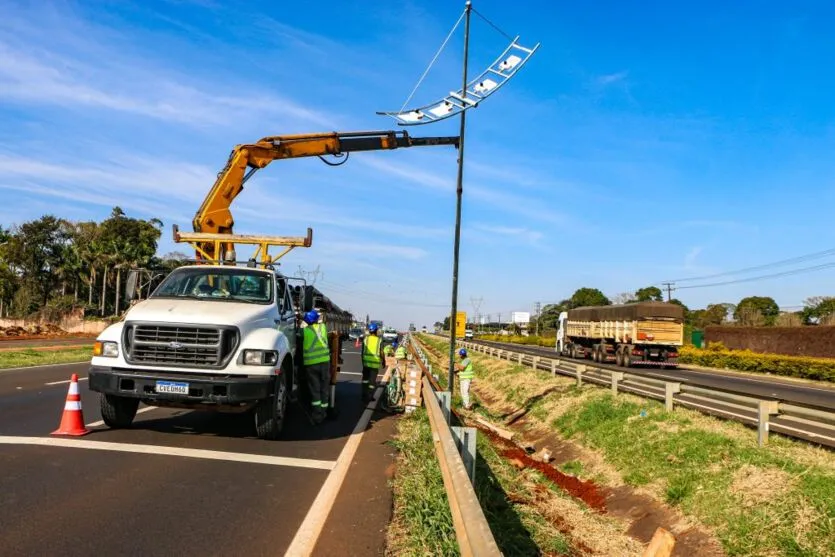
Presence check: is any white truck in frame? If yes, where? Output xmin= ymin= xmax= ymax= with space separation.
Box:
xmin=88 ymin=264 xmax=321 ymax=440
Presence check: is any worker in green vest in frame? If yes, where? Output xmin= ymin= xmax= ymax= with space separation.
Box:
xmin=383 ymin=343 xmax=394 ymax=357
xmin=361 ymin=322 xmax=384 ymax=402
xmin=302 ymin=310 xmax=330 ymax=424
xmin=454 ymin=348 xmax=475 ymax=410
xmin=393 ymin=341 xmax=407 ymax=381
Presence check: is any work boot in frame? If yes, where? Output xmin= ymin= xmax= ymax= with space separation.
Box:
xmin=326 ymin=406 xmax=340 ymax=420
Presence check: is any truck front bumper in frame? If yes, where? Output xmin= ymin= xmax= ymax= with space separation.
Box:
xmin=88 ymin=366 xmax=274 ymax=406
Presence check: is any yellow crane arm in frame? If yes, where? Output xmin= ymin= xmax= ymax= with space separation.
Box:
xmin=190 ymin=130 xmax=459 ymax=262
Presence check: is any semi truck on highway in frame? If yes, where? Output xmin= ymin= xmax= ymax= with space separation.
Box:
xmin=88 ymin=129 xmax=459 ymax=439
xmin=556 ymin=302 xmax=684 ymax=368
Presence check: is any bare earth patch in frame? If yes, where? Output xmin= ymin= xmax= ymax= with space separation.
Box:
xmin=730 ymin=465 xmax=796 ymax=508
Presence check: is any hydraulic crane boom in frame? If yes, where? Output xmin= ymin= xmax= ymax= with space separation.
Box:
xmin=185 ymin=130 xmax=459 ymax=263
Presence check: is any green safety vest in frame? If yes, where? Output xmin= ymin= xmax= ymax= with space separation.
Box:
xmin=459 ymin=357 xmax=474 ymax=380
xmin=362 ymin=335 xmax=382 ymax=369
xmin=395 ymin=346 xmax=406 ymax=359
xmin=303 ymin=323 xmax=330 ymax=366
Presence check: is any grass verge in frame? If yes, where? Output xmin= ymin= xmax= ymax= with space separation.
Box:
xmin=418 ymin=334 xmax=835 ymax=557
xmin=0 ymin=346 xmax=92 ymax=369
xmin=386 ymin=397 xmax=579 ymax=555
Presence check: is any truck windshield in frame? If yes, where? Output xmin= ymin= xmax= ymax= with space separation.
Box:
xmin=151 ymin=268 xmax=273 ymax=304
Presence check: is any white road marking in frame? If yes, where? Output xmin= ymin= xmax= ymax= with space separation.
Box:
xmin=85 ymin=406 xmax=156 ymax=428
xmin=45 ymin=377 xmax=89 ymax=386
xmin=0 ymin=436 xmax=337 ymax=470
xmin=284 ymin=381 xmax=385 ymax=556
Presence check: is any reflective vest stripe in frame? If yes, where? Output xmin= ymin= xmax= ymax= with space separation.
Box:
xmin=303 ymin=324 xmax=330 ymax=365
xmin=395 ymin=347 xmax=406 ymax=359
xmin=362 ymin=335 xmax=382 ymax=368
xmin=459 ymin=358 xmax=474 ymax=379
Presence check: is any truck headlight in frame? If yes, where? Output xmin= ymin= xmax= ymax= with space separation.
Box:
xmin=243 ymin=350 xmax=278 ymax=366
xmin=93 ymin=341 xmax=119 ymax=358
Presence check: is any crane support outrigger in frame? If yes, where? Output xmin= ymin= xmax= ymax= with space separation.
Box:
xmin=174 ymin=130 xmax=460 ymax=264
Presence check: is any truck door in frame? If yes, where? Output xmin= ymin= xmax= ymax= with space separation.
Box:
xmin=556 ymin=312 xmax=568 ymax=353
xmin=275 ymin=277 xmax=298 ymax=355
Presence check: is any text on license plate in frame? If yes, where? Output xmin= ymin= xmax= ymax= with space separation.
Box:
xmin=156 ymin=380 xmax=189 ymax=394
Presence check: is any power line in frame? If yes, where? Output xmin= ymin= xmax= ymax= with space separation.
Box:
xmin=666 ymin=247 xmax=835 ymax=283
xmin=675 ymin=261 xmax=835 ymax=290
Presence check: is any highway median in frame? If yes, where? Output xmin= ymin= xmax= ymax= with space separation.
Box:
xmin=0 ymin=346 xmax=92 ymax=369
xmin=418 ymin=334 xmax=835 ymax=557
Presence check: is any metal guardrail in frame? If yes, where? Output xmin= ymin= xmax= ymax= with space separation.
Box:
xmin=450 ymin=338 xmax=835 ymax=449
xmin=405 ymin=334 xmax=502 ymax=557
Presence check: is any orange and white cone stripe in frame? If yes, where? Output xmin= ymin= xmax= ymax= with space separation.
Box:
xmin=51 ymin=373 xmax=90 ymax=437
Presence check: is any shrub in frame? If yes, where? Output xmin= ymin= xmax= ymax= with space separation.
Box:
xmin=678 ymin=345 xmax=835 ymax=382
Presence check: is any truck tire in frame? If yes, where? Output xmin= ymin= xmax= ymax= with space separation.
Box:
xmin=254 ymin=374 xmax=288 ymax=440
xmin=100 ymin=393 xmax=139 ymax=428
xmin=616 ymin=350 xmax=624 ymax=367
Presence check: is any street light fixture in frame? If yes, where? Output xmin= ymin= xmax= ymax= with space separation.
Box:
xmin=377 ymin=1 xmax=539 ymax=403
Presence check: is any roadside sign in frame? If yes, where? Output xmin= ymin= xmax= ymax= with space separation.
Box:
xmin=455 ymin=311 xmax=467 ymax=338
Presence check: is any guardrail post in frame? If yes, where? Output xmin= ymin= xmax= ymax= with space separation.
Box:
xmin=664 ymin=382 xmax=681 ymax=412
xmin=757 ymin=401 xmax=780 ymax=447
xmin=436 ymin=391 xmax=452 ymax=424
xmin=518 ymin=353 xmax=524 ymax=365
xmin=611 ymin=372 xmax=625 ymax=395
xmin=451 ymin=426 xmax=477 ymax=483
xmin=550 ymin=360 xmax=557 ymax=375
xmin=532 ymin=356 xmax=540 ymax=369
xmin=576 ymin=364 xmax=586 ymax=387
xmin=507 ymin=351 xmax=513 ymax=361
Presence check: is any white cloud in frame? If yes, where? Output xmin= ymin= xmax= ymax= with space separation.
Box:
xmin=684 ymin=246 xmax=703 ymax=268
xmin=595 ymin=71 xmax=629 ymax=86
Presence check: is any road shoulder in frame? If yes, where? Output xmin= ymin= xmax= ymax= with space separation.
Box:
xmin=312 ymin=404 xmax=399 ymax=557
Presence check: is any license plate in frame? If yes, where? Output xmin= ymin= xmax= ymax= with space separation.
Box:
xmin=156 ymin=380 xmax=189 ymax=395
xmin=650 ymin=351 xmax=659 ymax=357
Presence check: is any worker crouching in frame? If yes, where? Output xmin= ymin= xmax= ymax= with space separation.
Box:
xmin=302 ymin=310 xmax=331 ymax=424
xmin=361 ymin=323 xmax=384 ymax=402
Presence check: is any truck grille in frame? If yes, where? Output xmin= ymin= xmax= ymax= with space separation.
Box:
xmin=124 ymin=324 xmax=239 ymax=369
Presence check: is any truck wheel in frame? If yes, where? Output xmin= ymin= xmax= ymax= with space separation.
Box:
xmin=616 ymin=351 xmax=624 ymax=367
xmin=254 ymin=375 xmax=288 ymax=440
xmin=100 ymin=393 xmax=139 ymax=428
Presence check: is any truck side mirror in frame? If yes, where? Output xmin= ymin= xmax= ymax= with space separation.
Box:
xmin=125 ymin=270 xmax=139 ymax=302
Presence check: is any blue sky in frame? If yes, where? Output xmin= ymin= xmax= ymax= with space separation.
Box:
xmin=3 ymin=0 xmax=835 ymax=329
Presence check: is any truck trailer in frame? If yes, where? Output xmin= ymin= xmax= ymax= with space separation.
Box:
xmin=556 ymin=302 xmax=684 ymax=368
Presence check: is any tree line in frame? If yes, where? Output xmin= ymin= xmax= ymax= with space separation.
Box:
xmin=0 ymin=208 xmax=187 ymax=320
xmin=437 ymin=285 xmax=835 ymax=332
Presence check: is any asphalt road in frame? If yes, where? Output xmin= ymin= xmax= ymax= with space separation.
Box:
xmin=469 ymin=338 xmax=835 ymax=411
xmin=0 ymin=345 xmax=398 ymax=556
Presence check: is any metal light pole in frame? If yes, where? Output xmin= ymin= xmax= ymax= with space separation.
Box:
xmin=448 ymin=0 xmax=472 ymax=398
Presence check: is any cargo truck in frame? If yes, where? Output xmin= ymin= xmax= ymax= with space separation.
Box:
xmin=556 ymin=302 xmax=684 ymax=368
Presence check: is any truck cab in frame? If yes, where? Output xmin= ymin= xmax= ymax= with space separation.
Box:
xmin=88 ymin=264 xmax=305 ymax=440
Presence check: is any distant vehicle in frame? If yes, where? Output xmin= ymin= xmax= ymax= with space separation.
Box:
xmin=348 ymin=327 xmax=363 ymax=340
xmin=421 ymin=326 xmax=427 ymax=333
xmin=556 ymin=302 xmax=684 ymax=368
xmin=464 ymin=329 xmax=474 ymax=339
xmin=382 ymin=327 xmax=398 ymax=343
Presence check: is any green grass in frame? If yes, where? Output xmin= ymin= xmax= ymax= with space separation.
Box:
xmin=554 ymin=395 xmax=835 ymax=556
xmin=419 ymin=333 xmax=835 ymax=557
xmin=0 ymin=346 xmax=93 ymax=369
xmin=387 ymin=410 xmax=459 ymax=557
xmin=391 ymin=343 xmax=578 ymax=556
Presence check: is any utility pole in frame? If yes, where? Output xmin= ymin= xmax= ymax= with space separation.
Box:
xmin=447 ymin=0 xmax=472 ymax=399
xmin=662 ymin=282 xmax=674 ymax=301
xmin=535 ymin=301 xmax=541 ymax=336
xmin=470 ymin=296 xmax=483 ymax=333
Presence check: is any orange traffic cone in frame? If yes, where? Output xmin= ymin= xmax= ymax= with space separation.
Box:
xmin=51 ymin=373 xmax=90 ymax=436
xmin=354 ymin=337 xmax=361 ymax=349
